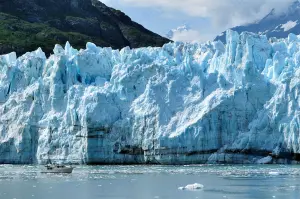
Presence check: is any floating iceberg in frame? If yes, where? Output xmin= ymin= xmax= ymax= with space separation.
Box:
xmin=0 ymin=30 xmax=299 ymax=164
xmin=178 ymin=183 xmax=204 ymax=190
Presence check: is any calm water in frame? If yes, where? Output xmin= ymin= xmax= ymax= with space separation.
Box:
xmin=0 ymin=165 xmax=300 ymax=199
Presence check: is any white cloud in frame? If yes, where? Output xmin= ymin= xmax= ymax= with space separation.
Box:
xmin=99 ymin=0 xmax=113 ymax=5
xmin=281 ymin=20 xmax=298 ymax=32
xmin=167 ymin=25 xmax=211 ymax=43
xmin=99 ymin=0 xmax=120 ymax=7
xmin=110 ymin=0 xmax=295 ymax=28
xmin=171 ymin=29 xmax=202 ymax=43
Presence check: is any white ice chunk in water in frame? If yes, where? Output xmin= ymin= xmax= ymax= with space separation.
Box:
xmin=178 ymin=183 xmax=204 ymax=190
xmin=269 ymin=172 xmax=280 ymax=176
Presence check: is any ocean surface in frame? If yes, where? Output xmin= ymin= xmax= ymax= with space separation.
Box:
xmin=0 ymin=165 xmax=300 ymax=199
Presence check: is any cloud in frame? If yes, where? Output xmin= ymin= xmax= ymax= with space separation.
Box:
xmin=167 ymin=25 xmax=211 ymax=43
xmin=171 ymin=29 xmax=202 ymax=43
xmin=99 ymin=0 xmax=113 ymax=5
xmin=110 ymin=0 xmax=295 ymax=27
xmin=99 ymin=0 xmax=120 ymax=7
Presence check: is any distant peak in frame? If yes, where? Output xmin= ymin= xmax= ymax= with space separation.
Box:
xmin=215 ymin=0 xmax=300 ymax=43
xmin=166 ymin=24 xmax=191 ymax=39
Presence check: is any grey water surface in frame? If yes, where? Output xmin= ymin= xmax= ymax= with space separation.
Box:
xmin=0 ymin=165 xmax=300 ymax=199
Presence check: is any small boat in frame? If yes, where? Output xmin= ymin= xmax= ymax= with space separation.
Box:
xmin=41 ymin=164 xmax=74 ymax=174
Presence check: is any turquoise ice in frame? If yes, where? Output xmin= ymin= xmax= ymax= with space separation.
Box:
xmin=0 ymin=30 xmax=299 ymax=164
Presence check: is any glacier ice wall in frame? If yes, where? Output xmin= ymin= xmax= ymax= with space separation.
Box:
xmin=0 ymin=30 xmax=299 ymax=164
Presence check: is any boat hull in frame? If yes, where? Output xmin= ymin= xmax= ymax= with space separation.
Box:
xmin=41 ymin=167 xmax=73 ymax=174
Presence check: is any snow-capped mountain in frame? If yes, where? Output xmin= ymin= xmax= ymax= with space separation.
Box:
xmin=166 ymin=25 xmax=191 ymax=40
xmin=0 ymin=30 xmax=300 ymax=164
xmin=215 ymin=1 xmax=300 ymax=42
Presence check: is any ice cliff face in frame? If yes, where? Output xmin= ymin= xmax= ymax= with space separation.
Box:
xmin=0 ymin=30 xmax=299 ymax=164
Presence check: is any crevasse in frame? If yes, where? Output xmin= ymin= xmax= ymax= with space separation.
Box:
xmin=0 ymin=30 xmax=299 ymax=164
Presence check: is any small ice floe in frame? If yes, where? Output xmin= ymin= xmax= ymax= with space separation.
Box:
xmin=178 ymin=183 xmax=204 ymax=191
xmin=256 ymin=156 xmax=272 ymax=164
xmin=269 ymin=171 xmax=280 ymax=176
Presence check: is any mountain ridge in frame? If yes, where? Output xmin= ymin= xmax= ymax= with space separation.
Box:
xmin=215 ymin=1 xmax=300 ymax=42
xmin=0 ymin=0 xmax=170 ymax=56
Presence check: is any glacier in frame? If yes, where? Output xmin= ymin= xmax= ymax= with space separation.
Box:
xmin=0 ymin=30 xmax=299 ymax=164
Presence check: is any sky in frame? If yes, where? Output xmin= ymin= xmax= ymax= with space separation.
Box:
xmin=101 ymin=0 xmax=295 ymax=42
